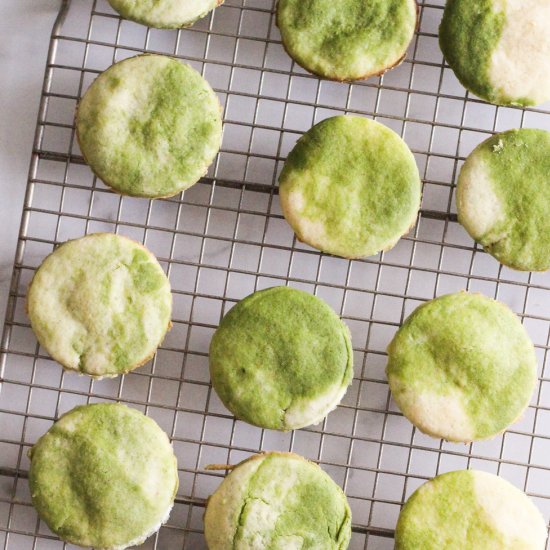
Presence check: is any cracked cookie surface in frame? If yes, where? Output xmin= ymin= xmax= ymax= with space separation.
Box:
xmin=204 ymin=452 xmax=351 ymax=549
xmin=457 ymin=128 xmax=550 ymax=271
xmin=28 ymin=403 xmax=179 ymax=550
xmin=27 ymin=233 xmax=172 ymax=377
xmin=209 ymin=286 xmax=353 ymax=431
xmin=386 ymin=292 xmax=537 ymax=442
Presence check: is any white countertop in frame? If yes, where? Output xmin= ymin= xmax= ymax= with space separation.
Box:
xmin=0 ymin=0 xmax=60 ymax=323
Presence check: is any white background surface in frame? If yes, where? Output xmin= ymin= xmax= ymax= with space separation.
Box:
xmin=0 ymin=0 xmax=60 ymax=323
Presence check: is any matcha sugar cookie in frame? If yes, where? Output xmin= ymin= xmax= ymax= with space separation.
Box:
xmin=277 ymin=0 xmax=418 ymax=81
xmin=209 ymin=287 xmax=353 ymax=431
xmin=204 ymin=452 xmax=352 ymax=550
xmin=76 ymin=54 xmax=222 ymax=198
xmin=29 ymin=403 xmax=179 ymax=550
xmin=386 ymin=292 xmax=537 ymax=442
xmin=27 ymin=233 xmax=172 ymax=378
xmin=396 ymin=470 xmax=547 ymax=550
xmin=457 ymin=128 xmax=550 ymax=272
xmin=279 ymin=116 xmax=422 ymax=259
xmin=108 ymin=0 xmax=224 ymax=29
xmin=440 ymin=0 xmax=550 ymax=106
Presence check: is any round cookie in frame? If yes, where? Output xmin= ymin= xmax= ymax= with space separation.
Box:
xmin=457 ymin=128 xmax=550 ymax=272
xmin=277 ymin=0 xmax=418 ymax=81
xmin=107 ymin=0 xmax=224 ymax=29
xmin=209 ymin=286 xmax=353 ymax=431
xmin=27 ymin=233 xmax=172 ymax=378
xmin=204 ymin=452 xmax=352 ymax=549
xmin=29 ymin=403 xmax=179 ymax=549
xmin=395 ymin=470 xmax=547 ymax=550
xmin=76 ymin=54 xmax=222 ymax=198
xmin=439 ymin=0 xmax=550 ymax=106
xmin=279 ymin=116 xmax=422 ymax=259
xmin=386 ymin=292 xmax=537 ymax=442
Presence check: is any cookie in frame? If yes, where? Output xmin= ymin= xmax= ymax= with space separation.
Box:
xmin=396 ymin=470 xmax=547 ymax=550
xmin=457 ymin=128 xmax=550 ymax=272
xmin=386 ymin=292 xmax=537 ymax=442
xmin=209 ymin=286 xmax=353 ymax=431
xmin=439 ymin=0 xmax=550 ymax=106
xmin=279 ymin=116 xmax=422 ymax=259
xmin=204 ymin=452 xmax=352 ymax=549
xmin=76 ymin=54 xmax=222 ymax=198
xmin=277 ymin=0 xmax=418 ymax=81
xmin=107 ymin=0 xmax=224 ymax=29
xmin=29 ymin=403 xmax=178 ymax=550
xmin=27 ymin=233 xmax=172 ymax=378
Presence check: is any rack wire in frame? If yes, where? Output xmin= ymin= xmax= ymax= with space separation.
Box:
xmin=2 ymin=0 xmax=550 ymax=548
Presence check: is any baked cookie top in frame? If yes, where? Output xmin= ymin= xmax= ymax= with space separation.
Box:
xmin=29 ymin=403 xmax=179 ymax=550
xmin=76 ymin=54 xmax=222 ymax=198
xmin=396 ymin=470 xmax=547 ymax=550
xmin=279 ymin=116 xmax=421 ymax=259
xmin=439 ymin=0 xmax=550 ymax=106
xmin=277 ymin=0 xmax=417 ymax=81
xmin=457 ymin=128 xmax=550 ymax=272
xmin=27 ymin=233 xmax=172 ymax=378
xmin=209 ymin=286 xmax=353 ymax=431
xmin=386 ymin=292 xmax=537 ymax=442
xmin=204 ymin=452 xmax=352 ymax=550
xmin=107 ymin=0 xmax=223 ymax=29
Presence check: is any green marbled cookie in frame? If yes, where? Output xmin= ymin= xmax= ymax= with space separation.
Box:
xmin=277 ymin=0 xmax=418 ymax=81
xmin=396 ymin=470 xmax=547 ymax=550
xmin=204 ymin=452 xmax=352 ymax=550
xmin=107 ymin=0 xmax=224 ymax=29
xmin=27 ymin=233 xmax=172 ymax=378
xmin=209 ymin=287 xmax=353 ymax=431
xmin=29 ymin=403 xmax=179 ymax=550
xmin=457 ymin=128 xmax=550 ymax=272
xmin=440 ymin=0 xmax=550 ymax=106
xmin=76 ymin=54 xmax=222 ymax=198
xmin=279 ymin=116 xmax=422 ymax=259
xmin=386 ymin=292 xmax=537 ymax=442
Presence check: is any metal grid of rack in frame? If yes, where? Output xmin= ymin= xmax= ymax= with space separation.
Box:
xmin=2 ymin=0 xmax=550 ymax=548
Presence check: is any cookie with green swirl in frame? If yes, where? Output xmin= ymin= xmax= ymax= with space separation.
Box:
xmin=277 ymin=0 xmax=418 ymax=81
xmin=204 ymin=452 xmax=352 ymax=549
xmin=279 ymin=116 xmax=421 ymax=259
xmin=77 ymin=54 xmax=222 ymax=198
xmin=387 ymin=292 xmax=537 ymax=442
xmin=27 ymin=233 xmax=172 ymax=378
xmin=440 ymin=0 xmax=550 ymax=106
xmin=107 ymin=0 xmax=224 ymax=29
xmin=396 ymin=470 xmax=547 ymax=549
xmin=209 ymin=286 xmax=353 ymax=431
xmin=29 ymin=403 xmax=179 ymax=549
xmin=457 ymin=128 xmax=550 ymax=272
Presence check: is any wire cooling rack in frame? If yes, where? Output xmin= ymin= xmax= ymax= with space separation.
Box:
xmin=2 ymin=0 xmax=550 ymax=548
